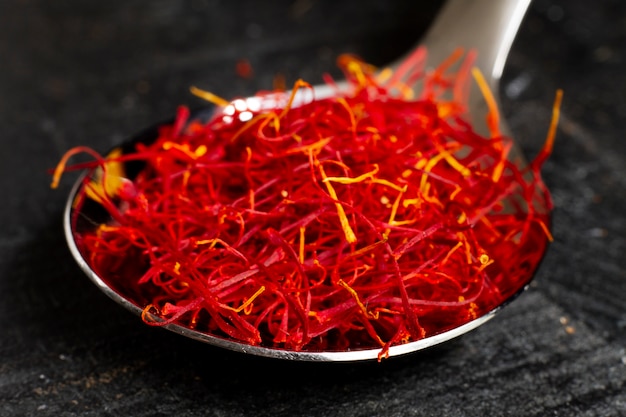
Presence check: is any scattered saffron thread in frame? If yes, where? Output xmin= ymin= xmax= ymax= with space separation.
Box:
xmin=54 ymin=48 xmax=561 ymax=360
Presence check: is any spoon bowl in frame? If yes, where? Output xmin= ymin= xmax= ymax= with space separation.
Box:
xmin=64 ymin=0 xmax=548 ymax=361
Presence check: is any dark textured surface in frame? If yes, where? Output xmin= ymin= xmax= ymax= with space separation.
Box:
xmin=1 ymin=0 xmax=625 ymax=416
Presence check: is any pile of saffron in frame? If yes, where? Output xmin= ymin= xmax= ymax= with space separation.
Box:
xmin=53 ymin=49 xmax=561 ymax=358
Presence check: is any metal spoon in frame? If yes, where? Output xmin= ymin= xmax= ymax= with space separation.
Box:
xmin=65 ymin=0 xmax=540 ymax=361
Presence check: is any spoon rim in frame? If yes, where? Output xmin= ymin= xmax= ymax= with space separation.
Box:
xmin=63 ymin=105 xmax=547 ymax=362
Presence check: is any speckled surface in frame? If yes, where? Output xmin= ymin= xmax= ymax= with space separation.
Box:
xmin=1 ymin=1 xmax=625 ymax=416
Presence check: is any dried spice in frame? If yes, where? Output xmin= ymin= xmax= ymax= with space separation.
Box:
xmin=53 ymin=48 xmax=561 ymax=359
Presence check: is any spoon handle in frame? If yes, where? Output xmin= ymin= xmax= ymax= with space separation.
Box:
xmin=418 ymin=0 xmax=532 ymax=91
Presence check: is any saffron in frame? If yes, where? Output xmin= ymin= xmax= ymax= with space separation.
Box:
xmin=53 ymin=48 xmax=560 ymax=358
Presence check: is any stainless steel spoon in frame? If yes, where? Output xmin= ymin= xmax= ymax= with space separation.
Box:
xmin=65 ymin=0 xmax=541 ymax=361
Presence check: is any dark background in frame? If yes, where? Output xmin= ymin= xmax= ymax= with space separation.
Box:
xmin=1 ymin=0 xmax=625 ymax=416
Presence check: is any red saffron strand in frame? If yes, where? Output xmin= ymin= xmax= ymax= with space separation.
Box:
xmin=53 ymin=49 xmax=560 ymax=358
